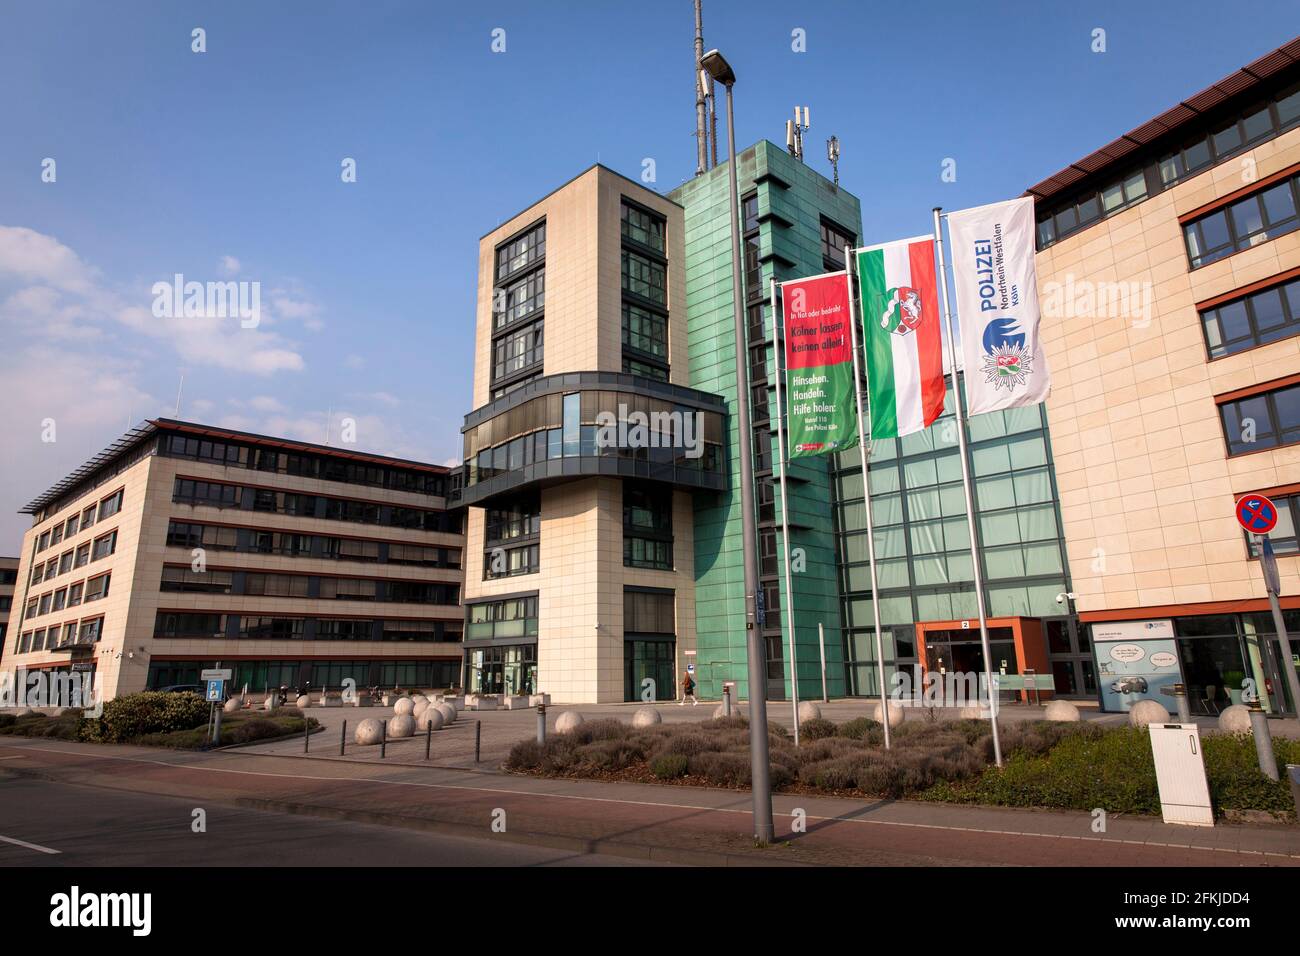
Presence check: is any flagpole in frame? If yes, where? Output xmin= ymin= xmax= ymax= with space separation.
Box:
xmin=844 ymin=244 xmax=892 ymax=749
xmin=932 ymin=207 xmax=1002 ymax=767
xmin=770 ymin=278 xmax=801 ymax=745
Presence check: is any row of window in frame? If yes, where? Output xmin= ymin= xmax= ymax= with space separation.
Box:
xmin=147 ymin=659 xmax=462 ymax=693
xmin=165 ymin=520 xmax=460 ymax=568
xmin=24 ymin=571 xmax=111 ymax=621
xmin=31 ymin=530 xmax=117 ymax=585
xmin=14 ymin=616 xmax=103 ymax=654
xmin=172 ymin=478 xmax=459 ymax=532
xmin=153 ymin=612 xmax=462 ymax=642
xmin=35 ymin=490 xmax=122 ymax=554
xmin=483 ymin=494 xmax=541 ymax=580
xmin=1184 ymin=172 xmax=1300 ymax=269
xmin=1037 ymin=82 xmax=1300 ymax=249
xmin=465 ymin=595 xmax=539 ymax=641
xmin=624 ymin=483 xmax=673 ymax=570
xmin=158 ymin=566 xmax=460 ymax=605
xmin=620 ymin=199 xmax=671 ymax=383
xmin=161 ymin=434 xmax=448 ymax=496
xmin=1202 ymin=273 xmax=1300 ymax=359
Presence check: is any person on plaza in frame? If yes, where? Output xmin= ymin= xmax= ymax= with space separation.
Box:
xmin=680 ymin=671 xmax=698 ymax=706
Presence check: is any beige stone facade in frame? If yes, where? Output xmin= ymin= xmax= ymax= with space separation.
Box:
xmin=3 ymin=422 xmax=464 ymax=702
xmin=463 ymin=165 xmax=703 ymax=703
xmin=1037 ymin=126 xmax=1300 ymax=619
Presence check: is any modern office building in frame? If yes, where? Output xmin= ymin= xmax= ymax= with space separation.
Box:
xmin=460 ymin=165 xmax=727 ymax=703
xmin=2 ymin=419 xmax=465 ymax=701
xmin=1026 ymin=37 xmax=1300 ymax=713
xmin=670 ymin=140 xmax=860 ymax=702
xmin=0 ymin=557 xmax=17 ymax=667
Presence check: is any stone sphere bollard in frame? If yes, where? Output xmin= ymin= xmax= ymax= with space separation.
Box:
xmin=393 ymin=697 xmax=415 ymax=716
xmin=295 ymin=694 xmax=311 ymax=709
xmin=434 ymin=702 xmax=457 ymax=724
xmin=1128 ymin=699 xmax=1170 ymax=727
xmin=797 ymin=701 xmax=822 ymax=723
xmin=412 ymin=699 xmax=430 ymax=720
xmin=1218 ymin=704 xmax=1251 ymax=734
xmin=387 ymin=714 xmax=415 ymax=738
xmin=411 ymin=694 xmax=428 ymax=706
xmin=555 ymin=711 xmax=585 ymax=734
xmin=713 ymin=704 xmax=733 ymax=719
xmin=263 ymin=696 xmax=276 ymax=711
xmin=631 ymin=706 xmax=661 ymax=728
xmin=354 ymin=718 xmax=384 ymax=746
xmin=1044 ymin=699 xmax=1081 ymax=722
xmin=416 ymin=707 xmax=444 ymax=732
xmin=869 ymin=700 xmax=905 ymax=728
xmin=222 ymin=697 xmax=242 ymax=714
xmin=957 ymin=705 xmax=986 ymax=719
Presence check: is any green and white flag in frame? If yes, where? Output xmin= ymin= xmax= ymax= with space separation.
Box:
xmin=854 ymin=236 xmax=946 ymax=439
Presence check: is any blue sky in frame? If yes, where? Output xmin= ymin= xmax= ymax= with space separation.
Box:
xmin=0 ymin=0 xmax=1296 ymax=548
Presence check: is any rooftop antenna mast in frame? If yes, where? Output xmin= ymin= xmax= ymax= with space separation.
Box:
xmin=174 ymin=373 xmax=184 ymax=418
xmin=694 ymin=0 xmax=707 ymax=175
xmin=324 ymin=406 xmax=333 ymax=446
xmin=827 ymin=135 xmax=840 ymax=185
xmin=787 ymin=106 xmax=809 ymax=162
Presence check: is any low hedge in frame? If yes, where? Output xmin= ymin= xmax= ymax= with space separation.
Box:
xmin=80 ymin=691 xmax=209 ymax=743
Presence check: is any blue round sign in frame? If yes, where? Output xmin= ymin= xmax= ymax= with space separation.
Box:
xmin=1236 ymin=495 xmax=1278 ymax=534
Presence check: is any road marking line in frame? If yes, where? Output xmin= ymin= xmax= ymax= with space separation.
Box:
xmin=0 ymin=755 xmax=27 ymax=760
xmin=0 ymin=834 xmax=60 ymax=855
xmin=9 ymin=743 xmax=1298 ymax=861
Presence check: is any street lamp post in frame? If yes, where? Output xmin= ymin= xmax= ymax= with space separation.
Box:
xmin=700 ymin=47 xmax=775 ymax=844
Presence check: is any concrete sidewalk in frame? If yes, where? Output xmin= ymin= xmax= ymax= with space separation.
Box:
xmin=2 ymin=735 xmax=1296 ymax=867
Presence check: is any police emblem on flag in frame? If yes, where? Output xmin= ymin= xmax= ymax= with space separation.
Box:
xmin=980 ymin=317 xmax=1032 ymax=392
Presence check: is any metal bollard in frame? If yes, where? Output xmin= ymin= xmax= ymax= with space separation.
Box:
xmin=1249 ymin=703 xmax=1278 ymax=781
xmin=340 ymin=719 xmax=347 ymax=756
xmin=304 ymin=714 xmax=310 ymax=753
xmin=1171 ymin=683 xmax=1191 ymax=723
xmin=475 ymin=720 xmax=481 ymax=763
xmin=380 ymin=720 xmax=387 ymax=760
xmin=425 ymin=721 xmax=432 ymax=761
xmin=722 ymin=684 xmax=731 ymax=718
xmin=537 ymin=703 xmax=546 ymax=745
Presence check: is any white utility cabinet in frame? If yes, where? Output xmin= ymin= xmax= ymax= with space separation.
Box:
xmin=1148 ymin=723 xmax=1214 ymax=827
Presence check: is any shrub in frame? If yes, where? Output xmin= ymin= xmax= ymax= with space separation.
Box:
xmin=81 ymin=692 xmax=209 ymax=743
xmin=0 ymin=713 xmax=15 ymax=729
xmin=687 ymin=751 xmax=752 ymax=787
xmin=799 ymin=717 xmax=836 ymax=740
xmin=1203 ymin=733 xmax=1300 ymax=816
xmin=650 ymin=753 xmax=689 ymax=779
xmin=505 ymin=738 xmax=543 ymax=770
xmin=576 ymin=738 xmax=646 ymax=771
xmin=835 ymin=717 xmax=881 ymax=741
xmin=654 ymin=731 xmax=719 ymax=758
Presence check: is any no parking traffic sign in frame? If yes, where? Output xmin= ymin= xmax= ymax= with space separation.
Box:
xmin=1235 ymin=494 xmax=1279 ymax=535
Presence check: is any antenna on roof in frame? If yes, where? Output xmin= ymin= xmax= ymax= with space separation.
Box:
xmin=174 ymin=373 xmax=184 ymax=418
xmin=827 ymin=135 xmax=840 ymax=186
xmin=788 ymin=106 xmax=810 ymax=162
xmin=324 ymin=406 xmax=333 ymax=446
xmin=694 ymin=0 xmax=707 ymax=175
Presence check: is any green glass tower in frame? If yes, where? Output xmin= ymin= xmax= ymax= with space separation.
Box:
xmin=670 ymin=140 xmax=861 ymax=702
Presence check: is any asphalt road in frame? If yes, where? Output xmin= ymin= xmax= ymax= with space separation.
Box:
xmin=0 ymin=775 xmax=663 ymax=867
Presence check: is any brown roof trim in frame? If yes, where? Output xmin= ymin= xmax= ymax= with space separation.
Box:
xmin=1238 ymin=480 xmax=1300 ymax=499
xmin=1025 ymin=36 xmax=1300 ymax=203
xmin=1177 ymin=161 xmax=1300 ymax=224
xmin=1196 ymin=264 xmax=1300 ymax=311
xmin=1213 ymin=370 xmax=1300 ymax=404
xmin=1078 ymin=596 xmax=1300 ymax=622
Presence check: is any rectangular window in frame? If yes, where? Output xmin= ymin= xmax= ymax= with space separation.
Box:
xmin=624 ymin=588 xmax=674 ymax=635
xmin=58 ymin=551 xmax=73 ymax=574
xmin=494 ymin=269 xmax=545 ymax=332
xmin=622 ymin=356 xmax=669 ymax=381
xmin=621 ymin=199 xmax=666 ymax=252
xmin=74 ymin=543 xmax=91 ymax=568
xmin=624 ymin=483 xmax=673 ymax=570
xmin=1202 ymin=275 xmax=1300 ymax=358
xmin=154 ymin=612 xmax=226 ymax=639
xmin=1219 ymin=381 xmax=1300 ymax=455
xmin=78 ymin=618 xmax=103 ymax=643
xmin=495 ymin=220 xmax=545 ymax=282
xmin=159 ymin=567 xmax=233 ymax=593
xmin=621 ymin=249 xmax=666 ymax=305
xmin=173 ymin=478 xmax=240 ymax=508
xmin=245 ymin=573 xmax=311 ymax=598
xmin=53 ymin=588 xmax=67 ymax=612
xmin=81 ymin=504 xmax=96 ymax=528
xmin=98 ymin=490 xmax=123 ymax=519
xmin=317 ymin=619 xmax=375 ymax=641
xmin=622 ymin=302 xmax=668 ymax=360
xmin=83 ymin=574 xmax=110 ymax=603
xmin=1184 ymin=173 xmax=1300 ymax=268
xmin=92 ymin=531 xmax=117 ymax=560
xmin=821 ymin=219 xmax=856 ymax=270
xmin=50 ymin=524 xmax=63 ymax=546
xmin=492 ymin=319 xmax=544 ymax=382
xmin=38 ymin=593 xmax=51 ymax=615
xmin=238 ymin=616 xmax=306 ymax=639
xmin=68 ymin=583 xmax=83 ymax=607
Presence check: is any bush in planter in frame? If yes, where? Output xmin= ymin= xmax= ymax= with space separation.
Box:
xmin=1202 ymin=733 xmax=1300 ymax=816
xmin=650 ymin=753 xmax=688 ymax=779
xmin=799 ymin=717 xmax=837 ymax=741
xmin=835 ymin=717 xmax=881 ymax=741
xmin=81 ymin=691 xmax=209 ymax=743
